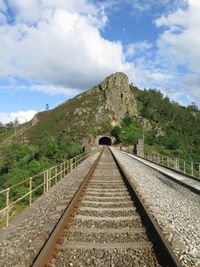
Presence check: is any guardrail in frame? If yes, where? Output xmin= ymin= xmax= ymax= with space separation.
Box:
xmin=0 ymin=152 xmax=87 ymax=227
xmin=144 ymin=150 xmax=200 ymax=179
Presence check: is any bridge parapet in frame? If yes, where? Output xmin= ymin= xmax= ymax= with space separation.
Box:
xmin=144 ymin=150 xmax=200 ymax=179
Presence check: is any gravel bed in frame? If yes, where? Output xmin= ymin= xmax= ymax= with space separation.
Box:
xmin=80 ymin=202 xmax=132 ymax=208
xmin=83 ymin=197 xmax=130 ymax=202
xmin=111 ymin=147 xmax=200 ymax=267
xmin=76 ymin=209 xmax=135 ymax=217
xmin=88 ymin=185 xmax=124 ymax=189
xmin=52 ymin=247 xmax=161 ymax=267
xmin=89 ymin=182 xmax=123 ymax=185
xmin=0 ymin=151 xmax=100 ymax=267
xmin=65 ymin=231 xmax=148 ymax=243
xmin=83 ymin=192 xmax=128 ymax=198
xmin=72 ymin=218 xmax=142 ymax=229
xmin=85 ymin=189 xmax=127 ymax=192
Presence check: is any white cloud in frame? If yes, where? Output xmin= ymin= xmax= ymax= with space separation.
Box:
xmin=31 ymin=84 xmax=81 ymax=96
xmin=1 ymin=0 xmax=199 ymax=107
xmin=0 ymin=0 xmax=137 ymax=94
xmin=125 ymin=41 xmax=152 ymax=57
xmin=0 ymin=110 xmax=37 ymax=124
xmin=120 ymin=0 xmax=187 ymax=14
xmin=153 ymin=0 xmax=200 ymax=102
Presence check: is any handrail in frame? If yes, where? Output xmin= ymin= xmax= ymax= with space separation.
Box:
xmin=144 ymin=150 xmax=200 ymax=179
xmin=0 ymin=152 xmax=88 ymax=227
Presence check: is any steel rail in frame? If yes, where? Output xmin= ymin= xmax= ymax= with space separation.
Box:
xmin=31 ymin=148 xmax=104 ymax=267
xmin=109 ymin=147 xmax=183 ymax=267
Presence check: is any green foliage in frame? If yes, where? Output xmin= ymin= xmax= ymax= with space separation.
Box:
xmin=132 ymin=87 xmax=200 ymax=161
xmin=38 ymin=131 xmax=59 ymax=160
xmin=0 ymin=133 xmax=83 ymax=215
xmin=112 ymin=117 xmax=143 ymax=145
xmin=111 ymin=126 xmax=121 ymax=143
xmin=0 ymin=132 xmax=83 ymax=194
xmin=2 ymin=142 xmax=34 ymax=170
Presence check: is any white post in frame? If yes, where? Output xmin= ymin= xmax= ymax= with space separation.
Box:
xmin=46 ymin=170 xmax=49 ymax=192
xmin=29 ymin=178 xmax=32 ymax=207
xmin=6 ymin=188 xmax=10 ymax=227
xmin=70 ymin=158 xmax=73 ymax=172
xmin=49 ymin=169 xmax=51 ymax=188
xmin=43 ymin=172 xmax=46 ymax=194
xmin=191 ymin=162 xmax=194 ymax=176
xmin=55 ymin=167 xmax=57 ymax=184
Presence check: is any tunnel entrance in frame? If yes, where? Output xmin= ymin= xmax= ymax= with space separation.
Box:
xmin=99 ymin=136 xmax=112 ymax=146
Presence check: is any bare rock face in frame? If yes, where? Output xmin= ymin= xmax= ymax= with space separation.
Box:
xmin=98 ymin=72 xmax=137 ymax=124
xmin=31 ymin=113 xmax=38 ymax=126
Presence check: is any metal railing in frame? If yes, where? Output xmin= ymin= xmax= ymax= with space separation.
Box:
xmin=0 ymin=152 xmax=87 ymax=227
xmin=144 ymin=150 xmax=200 ymax=179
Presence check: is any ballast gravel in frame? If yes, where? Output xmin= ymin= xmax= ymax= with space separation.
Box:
xmin=0 ymin=151 xmax=100 ymax=267
xmin=53 ymin=247 xmax=160 ymax=267
xmin=111 ymin=147 xmax=200 ymax=267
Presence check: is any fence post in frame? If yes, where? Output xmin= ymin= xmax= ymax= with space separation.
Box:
xmin=64 ymin=161 xmax=66 ymax=176
xmin=43 ymin=172 xmax=46 ymax=194
xmin=191 ymin=162 xmax=194 ymax=176
xmin=70 ymin=158 xmax=73 ymax=172
xmin=61 ymin=163 xmax=64 ymax=177
xmin=63 ymin=162 xmax=65 ymax=177
xmin=29 ymin=177 xmax=32 ymax=207
xmin=167 ymin=157 xmax=170 ymax=167
xmin=55 ymin=166 xmax=57 ymax=184
xmin=67 ymin=160 xmax=69 ymax=172
xmin=46 ymin=170 xmax=49 ymax=192
xmin=56 ymin=165 xmax=59 ymax=181
xmin=49 ymin=169 xmax=52 ymax=188
xmin=6 ymin=188 xmax=10 ymax=227
xmin=59 ymin=163 xmax=62 ymax=179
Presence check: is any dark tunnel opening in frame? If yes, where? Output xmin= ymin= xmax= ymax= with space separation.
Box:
xmin=99 ymin=136 xmax=112 ymax=146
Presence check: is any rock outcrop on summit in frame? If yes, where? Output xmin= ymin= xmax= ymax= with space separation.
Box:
xmin=97 ymin=72 xmax=137 ymax=124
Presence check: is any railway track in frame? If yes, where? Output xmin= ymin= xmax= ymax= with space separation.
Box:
xmin=32 ymin=146 xmax=182 ymax=267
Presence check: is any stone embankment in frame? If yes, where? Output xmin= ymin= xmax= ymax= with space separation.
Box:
xmin=111 ymin=147 xmax=200 ymax=267
xmin=0 ymin=151 xmax=100 ymax=267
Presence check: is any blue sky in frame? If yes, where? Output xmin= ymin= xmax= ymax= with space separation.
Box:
xmin=0 ymin=0 xmax=200 ymax=123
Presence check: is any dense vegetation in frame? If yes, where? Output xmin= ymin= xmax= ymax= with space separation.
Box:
xmin=112 ymin=116 xmax=143 ymax=145
xmin=0 ymin=132 xmax=83 ymax=222
xmin=0 ymin=131 xmax=83 ymax=190
xmin=113 ymin=85 xmax=200 ymax=162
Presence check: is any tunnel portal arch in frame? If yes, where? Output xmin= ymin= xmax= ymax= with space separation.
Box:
xmin=99 ymin=136 xmax=112 ymax=146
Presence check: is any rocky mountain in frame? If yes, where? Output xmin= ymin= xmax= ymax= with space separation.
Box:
xmin=18 ymin=72 xmax=137 ymax=145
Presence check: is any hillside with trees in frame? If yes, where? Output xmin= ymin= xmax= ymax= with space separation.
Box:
xmin=113 ymin=85 xmax=200 ymax=162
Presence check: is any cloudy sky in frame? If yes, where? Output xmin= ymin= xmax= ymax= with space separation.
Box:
xmin=0 ymin=0 xmax=200 ymax=123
